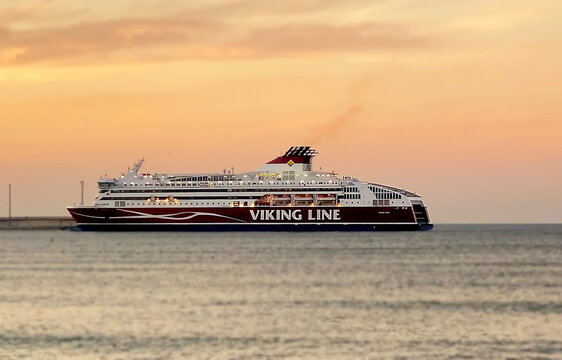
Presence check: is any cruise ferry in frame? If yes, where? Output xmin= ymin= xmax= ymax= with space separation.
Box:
xmin=68 ymin=146 xmax=433 ymax=231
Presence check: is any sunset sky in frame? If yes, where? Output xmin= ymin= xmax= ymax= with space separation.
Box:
xmin=0 ymin=0 xmax=561 ymax=222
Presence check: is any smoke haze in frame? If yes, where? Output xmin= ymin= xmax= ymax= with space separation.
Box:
xmin=305 ymin=74 xmax=373 ymax=144
xmin=305 ymin=105 xmax=364 ymax=144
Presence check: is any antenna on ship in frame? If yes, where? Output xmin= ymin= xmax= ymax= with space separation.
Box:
xmin=80 ymin=181 xmax=84 ymax=206
xmin=8 ymin=184 xmax=11 ymax=219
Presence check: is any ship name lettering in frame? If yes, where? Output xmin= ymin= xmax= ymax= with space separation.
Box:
xmin=265 ymin=210 xmax=275 ymax=221
xmin=308 ymin=209 xmax=341 ymax=221
xmin=249 ymin=209 xmax=303 ymax=221
xmin=249 ymin=209 xmax=340 ymax=221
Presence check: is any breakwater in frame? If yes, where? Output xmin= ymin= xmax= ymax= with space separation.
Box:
xmin=0 ymin=217 xmax=76 ymax=230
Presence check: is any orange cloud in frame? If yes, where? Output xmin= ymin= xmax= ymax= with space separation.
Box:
xmin=0 ymin=0 xmax=431 ymax=67
xmin=0 ymin=16 xmax=224 ymax=65
xmin=196 ymin=0 xmax=385 ymax=17
xmin=0 ymin=20 xmax=431 ymax=66
xmin=0 ymin=0 xmax=58 ymax=23
xmin=238 ymin=22 xmax=431 ymax=53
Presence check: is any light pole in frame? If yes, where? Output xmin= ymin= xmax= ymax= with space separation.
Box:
xmin=8 ymin=184 xmax=11 ymax=218
xmin=80 ymin=181 xmax=84 ymax=206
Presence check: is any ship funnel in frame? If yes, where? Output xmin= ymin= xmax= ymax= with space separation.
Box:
xmin=257 ymin=146 xmax=316 ymax=172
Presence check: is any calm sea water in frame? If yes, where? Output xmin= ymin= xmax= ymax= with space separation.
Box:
xmin=0 ymin=224 xmax=560 ymax=359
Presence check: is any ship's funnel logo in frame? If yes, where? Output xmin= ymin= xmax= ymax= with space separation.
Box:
xmin=287 ymin=160 xmax=294 ymax=166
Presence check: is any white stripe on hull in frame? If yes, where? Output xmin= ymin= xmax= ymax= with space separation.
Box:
xmin=76 ymin=222 xmax=419 ymax=226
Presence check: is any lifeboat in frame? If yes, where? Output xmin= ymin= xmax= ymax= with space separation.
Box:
xmin=317 ymin=194 xmax=336 ymax=206
xmin=294 ymin=194 xmax=314 ymax=206
xmin=272 ymin=194 xmax=291 ymax=199
xmin=255 ymin=195 xmax=271 ymax=206
xmin=271 ymin=194 xmax=291 ymax=206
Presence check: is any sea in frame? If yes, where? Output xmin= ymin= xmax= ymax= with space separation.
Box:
xmin=0 ymin=224 xmax=560 ymax=360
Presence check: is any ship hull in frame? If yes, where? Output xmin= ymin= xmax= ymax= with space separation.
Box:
xmin=73 ymin=224 xmax=432 ymax=231
xmin=68 ymin=206 xmax=432 ymax=231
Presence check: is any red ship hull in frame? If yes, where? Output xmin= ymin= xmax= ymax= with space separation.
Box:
xmin=67 ymin=206 xmax=432 ymax=231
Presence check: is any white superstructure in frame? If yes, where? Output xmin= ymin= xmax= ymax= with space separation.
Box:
xmin=92 ymin=146 xmax=425 ymax=210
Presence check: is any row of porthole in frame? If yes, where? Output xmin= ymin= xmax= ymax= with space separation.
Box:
xmin=116 ymin=200 xmax=406 ymax=206
xmin=122 ymin=181 xmax=340 ymax=187
xmin=122 ymin=202 xmax=231 ymax=206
